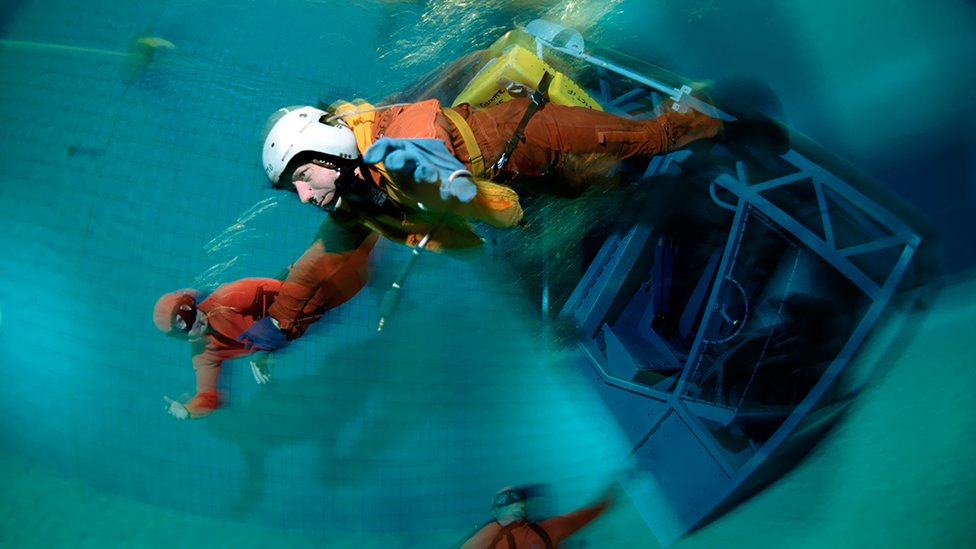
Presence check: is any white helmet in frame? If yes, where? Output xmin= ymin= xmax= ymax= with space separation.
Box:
xmin=261 ymin=105 xmax=360 ymax=185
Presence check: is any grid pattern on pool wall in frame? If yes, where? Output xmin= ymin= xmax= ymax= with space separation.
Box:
xmin=0 ymin=0 xmax=632 ymax=537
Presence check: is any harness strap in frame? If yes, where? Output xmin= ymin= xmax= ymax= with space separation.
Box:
xmin=488 ymin=522 xmax=519 ymax=549
xmin=442 ymin=107 xmax=490 ymax=179
xmin=495 ymin=71 xmax=554 ymax=172
xmin=251 ymin=286 xmax=280 ymax=319
xmin=527 ymin=523 xmax=555 ymax=549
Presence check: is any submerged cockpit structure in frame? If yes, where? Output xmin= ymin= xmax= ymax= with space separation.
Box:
xmin=423 ymin=20 xmax=935 ymax=546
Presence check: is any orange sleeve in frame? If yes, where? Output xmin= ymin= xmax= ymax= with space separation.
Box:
xmin=536 ymin=493 xmax=611 ymax=543
xmin=303 ymin=232 xmax=378 ymax=315
xmin=185 ymin=339 xmax=222 ymax=419
xmin=269 ymin=215 xmax=372 ymax=332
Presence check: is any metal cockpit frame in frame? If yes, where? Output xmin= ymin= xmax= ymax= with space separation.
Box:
xmin=523 ymin=19 xmax=922 ymax=546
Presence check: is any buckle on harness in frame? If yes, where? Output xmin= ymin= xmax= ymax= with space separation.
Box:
xmin=495 ymin=71 xmax=554 ymax=172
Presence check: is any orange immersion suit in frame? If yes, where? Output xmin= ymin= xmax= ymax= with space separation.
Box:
xmin=184 ymin=234 xmax=375 ymax=418
xmin=269 ymin=97 xmax=722 ymax=332
xmin=459 ymin=493 xmax=611 ymax=549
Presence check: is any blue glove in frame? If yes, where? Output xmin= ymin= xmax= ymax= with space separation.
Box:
xmin=363 ymin=137 xmax=478 ymax=203
xmin=237 ymin=316 xmax=290 ymax=352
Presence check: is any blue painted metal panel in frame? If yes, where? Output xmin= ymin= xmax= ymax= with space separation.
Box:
xmin=630 ymin=409 xmax=733 ymax=545
xmin=638 ymin=410 xmax=732 ymax=511
xmin=567 ymin=346 xmax=671 ymax=449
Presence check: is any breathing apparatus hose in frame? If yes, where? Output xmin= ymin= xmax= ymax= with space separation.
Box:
xmin=377 ymin=211 xmax=453 ymax=331
xmin=377 ymin=72 xmax=553 ymax=332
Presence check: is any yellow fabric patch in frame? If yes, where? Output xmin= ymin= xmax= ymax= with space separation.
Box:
xmin=458 ymin=178 xmax=523 ymax=229
xmin=332 ymin=99 xmax=376 ymax=153
xmin=332 ymin=99 xmax=393 ymax=184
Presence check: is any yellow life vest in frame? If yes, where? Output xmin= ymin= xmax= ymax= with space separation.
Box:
xmin=331 ymin=99 xmax=523 ymax=230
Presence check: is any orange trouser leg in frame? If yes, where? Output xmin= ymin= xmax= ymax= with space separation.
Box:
xmin=469 ymin=99 xmax=722 ymax=188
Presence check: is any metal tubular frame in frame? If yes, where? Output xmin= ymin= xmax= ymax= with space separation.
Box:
xmin=528 ymin=19 xmax=922 ymax=546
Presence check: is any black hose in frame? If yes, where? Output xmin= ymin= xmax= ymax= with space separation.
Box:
xmin=377 ymin=211 xmax=453 ymax=331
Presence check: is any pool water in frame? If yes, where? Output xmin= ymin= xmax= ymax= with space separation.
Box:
xmin=0 ymin=1 xmax=974 ymax=548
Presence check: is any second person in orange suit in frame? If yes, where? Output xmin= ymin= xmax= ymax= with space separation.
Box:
xmin=152 ymin=234 xmax=377 ymax=420
xmin=459 ymin=485 xmax=615 ymax=549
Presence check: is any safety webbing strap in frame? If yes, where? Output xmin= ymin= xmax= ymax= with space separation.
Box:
xmin=527 ymin=523 xmax=555 ymax=549
xmin=248 ymin=285 xmax=280 ymax=319
xmin=488 ymin=522 xmax=519 ymax=549
xmin=442 ymin=107 xmax=490 ymax=179
xmin=495 ymin=71 xmax=554 ymax=172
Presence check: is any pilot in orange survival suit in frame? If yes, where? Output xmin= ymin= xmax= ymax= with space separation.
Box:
xmin=152 ymin=234 xmax=376 ymax=419
xmin=238 ymin=76 xmax=788 ymax=352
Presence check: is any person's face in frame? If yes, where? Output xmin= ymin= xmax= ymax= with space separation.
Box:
xmin=292 ymin=161 xmax=341 ymax=208
xmin=187 ymin=311 xmax=208 ymax=337
xmin=495 ymin=501 xmax=527 ymax=525
xmin=174 ymin=308 xmax=207 ymax=338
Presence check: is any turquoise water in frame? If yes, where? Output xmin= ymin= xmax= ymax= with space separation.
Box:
xmin=0 ymin=1 xmax=974 ymax=547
